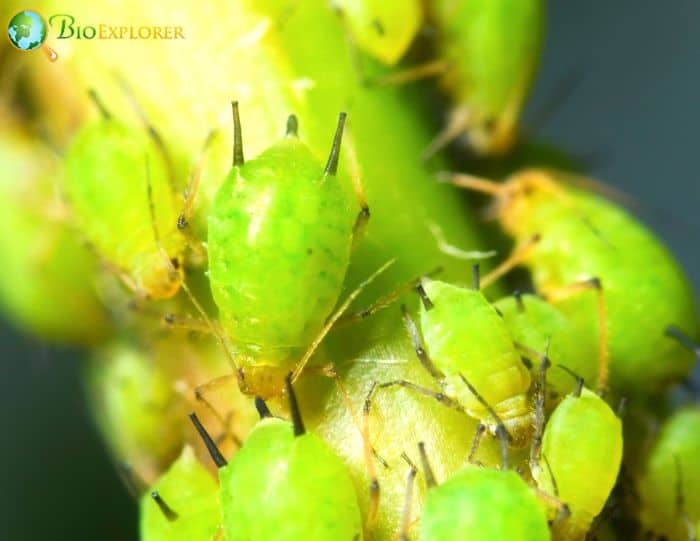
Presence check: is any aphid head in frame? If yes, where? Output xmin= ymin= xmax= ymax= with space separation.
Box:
xmin=136 ymin=251 xmax=184 ymax=300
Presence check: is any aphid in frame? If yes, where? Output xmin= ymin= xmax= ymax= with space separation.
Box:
xmin=445 ymin=168 xmax=699 ymax=392
xmin=207 ymin=103 xmax=373 ymax=397
xmin=0 ymin=126 xmax=111 ymax=344
xmin=425 ymin=0 xmax=545 ymax=157
xmin=190 ymin=375 xmax=364 ymax=541
xmin=63 ymin=90 xmax=186 ymax=300
xmin=638 ymin=407 xmax=700 ymax=540
xmin=530 ymin=367 xmax=623 ymax=541
xmin=384 ymin=272 xmax=534 ymax=447
xmin=332 ymin=0 xmax=423 ymax=66
xmin=493 ymin=292 xmax=598 ymax=397
xmin=413 ymin=443 xmax=551 ymax=541
xmin=140 ymin=445 xmax=221 ymax=541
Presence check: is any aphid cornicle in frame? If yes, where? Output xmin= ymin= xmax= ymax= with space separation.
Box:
xmin=140 ymin=446 xmax=221 ymax=541
xmin=426 ymin=0 xmax=544 ymax=157
xmin=191 ymin=376 xmax=364 ymax=541
xmin=332 ymin=0 xmax=423 ymax=66
xmin=447 ymin=168 xmax=699 ymax=392
xmin=208 ymin=103 xmax=367 ymax=397
xmin=638 ymin=407 xmax=700 ymax=540
xmin=64 ymin=91 xmax=185 ymax=300
xmin=530 ymin=370 xmax=623 ymax=541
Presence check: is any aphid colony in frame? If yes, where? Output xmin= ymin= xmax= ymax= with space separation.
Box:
xmin=2 ymin=0 xmax=699 ymax=540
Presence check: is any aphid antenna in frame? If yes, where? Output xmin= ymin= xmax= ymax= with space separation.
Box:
xmin=398 ymin=453 xmax=418 ymax=541
xmin=555 ymin=364 xmax=584 ymax=398
xmin=401 ymin=304 xmax=444 ymax=379
xmin=286 ymin=114 xmax=299 ymax=138
xmin=255 ymin=396 xmax=273 ymax=419
xmin=417 ymin=442 xmax=437 ymax=489
xmin=291 ymin=259 xmax=395 ymax=383
xmin=285 ymin=373 xmax=306 ymax=437
xmin=414 ymin=282 xmax=434 ymax=311
xmin=231 ymin=101 xmax=245 ymax=167
xmin=87 ymin=88 xmax=112 ymax=119
xmin=472 ymin=264 xmax=480 ymax=290
xmin=189 ymin=412 xmax=228 ymax=468
xmin=117 ymin=462 xmax=146 ymax=500
xmin=467 ymin=423 xmax=487 ymax=465
xmin=324 ymin=112 xmax=347 ymax=177
xmin=151 ymin=491 xmax=179 ymax=522
xmin=665 ymin=325 xmax=700 ymax=358
xmin=458 ymin=373 xmax=511 ymax=470
xmin=178 ymin=129 xmax=219 ymax=231
xmin=436 ymin=171 xmax=504 ymax=197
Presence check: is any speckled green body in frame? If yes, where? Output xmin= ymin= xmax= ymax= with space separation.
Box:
xmin=533 ymin=388 xmax=622 ymax=540
xmin=219 ymin=417 xmax=363 ymax=541
xmin=64 ymin=120 xmax=184 ymax=299
xmin=208 ymin=137 xmax=354 ymax=365
xmin=334 ymin=0 xmax=422 ymax=65
xmin=638 ymin=408 xmax=700 ymax=540
xmin=420 ymin=280 xmax=533 ymax=444
xmin=140 ymin=446 xmax=221 ymax=541
xmin=500 ymin=171 xmax=699 ymax=391
xmin=494 ymin=294 xmax=598 ymax=397
xmin=431 ymin=0 xmax=544 ymax=154
xmin=0 ymin=129 xmax=110 ymax=344
xmin=421 ymin=467 xmax=550 ymax=541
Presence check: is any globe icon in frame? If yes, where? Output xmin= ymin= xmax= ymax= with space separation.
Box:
xmin=7 ymin=10 xmax=48 ymax=52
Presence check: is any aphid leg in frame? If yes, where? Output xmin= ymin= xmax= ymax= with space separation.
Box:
xmin=163 ymin=313 xmax=214 ymax=334
xmin=117 ymin=462 xmax=147 ymax=500
xmin=177 ymin=129 xmax=219 ymax=260
xmin=543 ymin=278 xmax=609 ymax=393
xmin=427 ymin=221 xmax=498 ymax=262
xmin=360 ymin=382 xmax=381 ymax=531
xmin=212 ymin=526 xmax=225 ymax=541
xmin=373 ymin=59 xmax=450 ymax=87
xmin=190 ymin=375 xmax=239 ymax=439
xmin=189 ymin=412 xmax=228 ymax=469
xmin=479 ymin=234 xmax=542 ymax=289
xmin=331 ymin=5 xmax=371 ymax=86
xmin=255 ymin=396 xmax=273 ymax=419
xmin=291 ymin=259 xmax=395 ymax=383
xmin=151 ymin=491 xmax=179 ymax=522
xmin=417 ymin=442 xmax=437 ymax=488
xmin=422 ymin=106 xmax=476 ymax=161
xmin=377 ymin=380 xmax=465 ymax=414
xmin=458 ymin=374 xmax=511 ymax=470
xmin=398 ymin=452 xmax=419 ymax=541
xmin=402 ymin=303 xmax=444 ymax=379
xmin=665 ymin=325 xmax=700 ymax=358
xmin=555 ymin=364 xmax=585 ymax=397
xmin=467 ymin=423 xmax=487 ymax=465
xmin=343 ymin=132 xmax=371 ymax=252
xmin=529 ymin=339 xmax=551 ymax=468
xmin=336 ymin=268 xmax=443 ymax=326
xmin=437 ymin=171 xmax=506 ymax=196
xmin=87 ymin=88 xmax=112 ymax=119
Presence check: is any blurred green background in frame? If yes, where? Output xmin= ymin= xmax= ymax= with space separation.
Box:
xmin=1 ymin=1 xmax=699 ymax=539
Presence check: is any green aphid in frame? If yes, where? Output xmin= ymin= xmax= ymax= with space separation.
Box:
xmin=0 ymin=127 xmax=110 ymax=344
xmin=140 ymin=445 xmax=221 ymax=541
xmin=413 ymin=444 xmax=550 ymax=541
xmin=447 ymin=169 xmax=699 ymax=392
xmin=85 ymin=342 xmax=188 ymax=480
xmin=531 ymin=373 xmax=622 ymax=541
xmin=427 ymin=0 xmax=544 ymax=157
xmin=64 ymin=91 xmax=185 ymax=300
xmin=191 ymin=375 xmax=364 ymax=541
xmin=494 ymin=293 xmax=598 ymax=397
xmin=208 ymin=104 xmax=366 ymax=397
xmin=332 ymin=0 xmax=423 ymax=65
xmin=415 ymin=278 xmax=534 ymax=447
xmin=638 ymin=407 xmax=700 ymax=541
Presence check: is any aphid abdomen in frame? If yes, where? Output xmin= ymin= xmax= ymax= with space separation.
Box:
xmin=534 ymin=389 xmax=622 ymax=540
xmin=420 ymin=280 xmax=533 ymax=442
xmin=208 ymin=140 xmax=354 ymax=359
xmin=64 ymin=121 xmax=184 ymax=298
